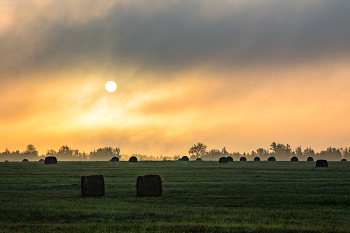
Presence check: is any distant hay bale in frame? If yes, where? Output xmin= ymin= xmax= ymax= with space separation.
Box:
xmin=136 ymin=174 xmax=162 ymax=197
xmin=4 ymin=160 xmax=9 ymax=162
xmin=240 ymin=157 xmax=247 ymax=161
xmin=110 ymin=157 xmax=119 ymax=162
xmin=316 ymin=159 xmax=328 ymax=167
xmin=227 ymin=156 xmax=233 ymax=162
xmin=195 ymin=158 xmax=202 ymax=161
xmin=129 ymin=156 xmax=137 ymax=163
xmin=181 ymin=156 xmax=189 ymax=161
xmin=254 ymin=157 xmax=260 ymax=161
xmin=45 ymin=156 xmax=57 ymax=164
xmin=290 ymin=156 xmax=298 ymax=162
xmin=341 ymin=159 xmax=347 ymax=162
xmin=268 ymin=156 xmax=276 ymax=161
xmin=81 ymin=175 xmax=105 ymax=197
xmin=307 ymin=157 xmax=314 ymax=161
xmin=39 ymin=159 xmax=44 ymax=162
xmin=219 ymin=157 xmax=228 ymax=163
xmin=22 ymin=159 xmax=29 ymax=162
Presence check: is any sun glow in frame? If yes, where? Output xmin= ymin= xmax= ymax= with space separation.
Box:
xmin=105 ymin=81 xmax=117 ymax=92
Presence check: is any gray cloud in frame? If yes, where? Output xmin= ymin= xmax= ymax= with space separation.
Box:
xmin=1 ymin=0 xmax=350 ymax=77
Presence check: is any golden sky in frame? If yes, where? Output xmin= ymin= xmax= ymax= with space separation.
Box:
xmin=1 ymin=0 xmax=350 ymax=157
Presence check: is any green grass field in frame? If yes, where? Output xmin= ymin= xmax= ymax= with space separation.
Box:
xmin=1 ymin=161 xmax=349 ymax=232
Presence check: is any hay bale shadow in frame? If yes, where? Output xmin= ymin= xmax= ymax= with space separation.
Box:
xmin=290 ymin=156 xmax=298 ymax=162
xmin=307 ymin=157 xmax=314 ymax=161
xmin=268 ymin=156 xmax=276 ymax=161
xmin=240 ymin=157 xmax=247 ymax=161
xmin=254 ymin=157 xmax=260 ymax=161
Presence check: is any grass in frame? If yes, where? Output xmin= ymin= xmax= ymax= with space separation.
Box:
xmin=0 ymin=161 xmax=349 ymax=232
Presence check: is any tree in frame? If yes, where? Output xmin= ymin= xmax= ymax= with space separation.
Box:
xmin=21 ymin=144 xmax=38 ymax=160
xmin=221 ymin=147 xmax=229 ymax=155
xmin=188 ymin=142 xmax=207 ymax=159
xmin=46 ymin=149 xmax=57 ymax=156
xmin=57 ymin=145 xmax=73 ymax=160
xmin=295 ymin=146 xmax=303 ymax=157
xmin=89 ymin=147 xmax=121 ymax=161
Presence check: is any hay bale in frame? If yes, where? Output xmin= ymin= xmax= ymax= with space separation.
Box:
xmin=307 ymin=157 xmax=314 ymax=161
xmin=110 ymin=157 xmax=119 ymax=162
xmin=22 ymin=159 xmax=29 ymax=162
xmin=290 ymin=156 xmax=298 ymax=162
xmin=129 ymin=156 xmax=137 ymax=163
xmin=268 ymin=156 xmax=276 ymax=161
xmin=4 ymin=160 xmax=9 ymax=162
xmin=316 ymin=159 xmax=328 ymax=167
xmin=240 ymin=157 xmax=247 ymax=161
xmin=136 ymin=174 xmax=162 ymax=197
xmin=227 ymin=156 xmax=233 ymax=162
xmin=219 ymin=157 xmax=228 ymax=163
xmin=195 ymin=158 xmax=202 ymax=161
xmin=181 ymin=156 xmax=189 ymax=161
xmin=341 ymin=159 xmax=347 ymax=162
xmin=45 ymin=156 xmax=57 ymax=164
xmin=39 ymin=159 xmax=44 ymax=162
xmin=81 ymin=175 xmax=105 ymax=197
xmin=254 ymin=157 xmax=260 ymax=161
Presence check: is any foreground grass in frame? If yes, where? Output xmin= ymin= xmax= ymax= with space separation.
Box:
xmin=0 ymin=161 xmax=349 ymax=232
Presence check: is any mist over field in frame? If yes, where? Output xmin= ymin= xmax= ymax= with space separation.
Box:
xmin=1 ymin=0 xmax=350 ymax=156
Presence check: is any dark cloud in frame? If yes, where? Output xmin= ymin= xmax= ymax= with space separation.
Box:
xmin=1 ymin=0 xmax=350 ymax=77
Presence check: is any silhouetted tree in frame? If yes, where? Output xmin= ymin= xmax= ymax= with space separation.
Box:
xmin=90 ymin=147 xmax=121 ymax=161
xmin=188 ymin=142 xmax=207 ymax=159
xmin=21 ymin=144 xmax=38 ymax=160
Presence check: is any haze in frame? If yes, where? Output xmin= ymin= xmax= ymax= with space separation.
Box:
xmin=1 ymin=0 xmax=350 ymax=157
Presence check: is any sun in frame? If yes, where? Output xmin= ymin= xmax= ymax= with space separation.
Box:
xmin=105 ymin=81 xmax=117 ymax=92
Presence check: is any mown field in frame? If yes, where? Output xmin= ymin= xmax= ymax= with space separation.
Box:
xmin=0 ymin=161 xmax=349 ymax=232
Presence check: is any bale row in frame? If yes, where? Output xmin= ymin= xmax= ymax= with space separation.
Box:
xmin=81 ymin=174 xmax=162 ymax=197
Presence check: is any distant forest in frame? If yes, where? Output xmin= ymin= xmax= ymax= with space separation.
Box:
xmin=1 ymin=142 xmax=349 ymax=162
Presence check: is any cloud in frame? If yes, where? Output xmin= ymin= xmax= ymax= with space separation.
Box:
xmin=1 ymin=0 xmax=350 ymax=78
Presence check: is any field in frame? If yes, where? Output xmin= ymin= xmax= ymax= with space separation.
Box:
xmin=0 ymin=161 xmax=350 ymax=232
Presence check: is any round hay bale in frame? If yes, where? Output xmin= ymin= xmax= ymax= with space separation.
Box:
xmin=240 ymin=157 xmax=247 ymax=161
xmin=290 ymin=156 xmax=298 ymax=162
xmin=316 ymin=159 xmax=328 ymax=167
xmin=4 ymin=160 xmax=9 ymax=162
xmin=81 ymin=175 xmax=105 ymax=197
xmin=110 ymin=157 xmax=119 ymax=162
xmin=180 ymin=156 xmax=189 ymax=161
xmin=227 ymin=156 xmax=233 ymax=162
xmin=195 ymin=158 xmax=202 ymax=161
xmin=341 ymin=159 xmax=347 ymax=162
xmin=268 ymin=156 xmax=276 ymax=161
xmin=45 ymin=156 xmax=57 ymax=164
xmin=254 ymin=157 xmax=260 ymax=161
xmin=22 ymin=159 xmax=29 ymax=162
xmin=129 ymin=156 xmax=137 ymax=163
xmin=219 ymin=157 xmax=228 ymax=163
xmin=307 ymin=157 xmax=314 ymax=161
xmin=39 ymin=159 xmax=44 ymax=162
xmin=136 ymin=174 xmax=162 ymax=197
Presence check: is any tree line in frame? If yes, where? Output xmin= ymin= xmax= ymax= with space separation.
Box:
xmin=1 ymin=142 xmax=349 ymax=161
xmin=187 ymin=142 xmax=349 ymax=161
xmin=0 ymin=145 xmax=121 ymax=161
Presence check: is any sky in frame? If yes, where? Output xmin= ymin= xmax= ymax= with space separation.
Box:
xmin=1 ymin=0 xmax=350 ymax=157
